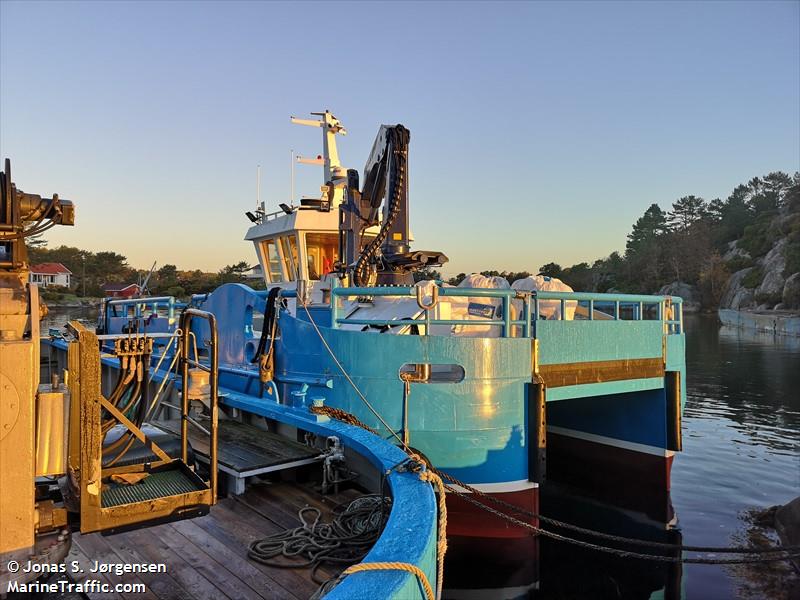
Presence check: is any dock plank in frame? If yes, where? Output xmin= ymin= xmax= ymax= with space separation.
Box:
xmin=67 ymin=542 xmax=124 ymax=600
xmin=67 ymin=481 xmax=366 ymax=600
xmin=73 ymin=533 xmax=158 ymax=600
xmin=170 ymin=519 xmax=296 ymax=600
xmin=76 ymin=529 xmax=194 ymax=600
xmin=118 ymin=526 xmax=233 ymax=600
xmin=191 ymin=504 xmax=318 ymax=599
xmin=156 ymin=524 xmax=264 ymax=600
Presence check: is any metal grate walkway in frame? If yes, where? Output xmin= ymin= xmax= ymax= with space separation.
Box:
xmin=102 ymin=469 xmax=206 ymax=508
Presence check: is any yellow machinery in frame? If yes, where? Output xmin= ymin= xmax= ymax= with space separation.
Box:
xmin=0 ymin=160 xmax=217 ymax=590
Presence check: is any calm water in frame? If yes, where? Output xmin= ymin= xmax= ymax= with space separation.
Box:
xmin=444 ymin=315 xmax=800 ymax=600
xmin=672 ymin=315 xmax=800 ymax=599
xmin=43 ymin=308 xmax=799 ymax=599
xmin=41 ymin=305 xmax=98 ymax=333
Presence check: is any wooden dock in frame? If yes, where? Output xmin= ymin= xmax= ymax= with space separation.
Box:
xmin=67 ymin=481 xmax=361 ymax=600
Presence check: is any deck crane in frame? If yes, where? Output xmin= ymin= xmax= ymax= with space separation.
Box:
xmin=339 ymin=121 xmax=448 ymax=285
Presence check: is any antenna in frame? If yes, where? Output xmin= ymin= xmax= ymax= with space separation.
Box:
xmin=290 ymin=149 xmax=295 ymax=203
xmin=256 ymin=164 xmax=261 ymax=211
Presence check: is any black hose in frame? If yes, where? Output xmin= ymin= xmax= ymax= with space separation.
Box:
xmin=353 ymin=126 xmax=409 ymax=286
xmin=251 ymin=287 xmax=281 ymax=363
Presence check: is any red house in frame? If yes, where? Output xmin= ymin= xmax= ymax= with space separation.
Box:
xmin=102 ymin=283 xmax=141 ymax=298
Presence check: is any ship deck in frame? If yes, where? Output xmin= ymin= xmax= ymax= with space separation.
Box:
xmin=66 ymin=480 xmax=361 ymax=600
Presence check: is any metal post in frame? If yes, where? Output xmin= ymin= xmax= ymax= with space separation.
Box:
xmin=528 ymin=382 xmax=547 ymax=483
xmin=180 ymin=315 xmax=189 ymax=464
xmin=331 ymin=290 xmax=339 ymax=329
xmin=502 ymin=295 xmax=510 ymax=337
xmin=524 ymin=294 xmax=532 ymax=338
xmin=401 ymin=377 xmax=411 ymax=447
xmin=614 ymin=301 xmax=620 ymax=320
xmin=208 ymin=313 xmax=219 ymax=501
xmin=588 ymin=300 xmax=594 ymax=320
xmin=665 ymin=371 xmax=682 ymax=451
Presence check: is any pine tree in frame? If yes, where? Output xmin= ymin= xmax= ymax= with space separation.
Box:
xmin=667 ymin=196 xmax=707 ymax=232
xmin=626 ymin=204 xmax=667 ymax=255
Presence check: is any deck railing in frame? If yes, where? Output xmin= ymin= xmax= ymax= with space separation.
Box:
xmin=102 ymin=296 xmax=184 ymax=332
xmin=325 ymin=286 xmax=683 ymax=338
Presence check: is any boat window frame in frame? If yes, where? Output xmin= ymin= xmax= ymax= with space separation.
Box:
xmin=280 ymin=234 xmax=300 ymax=282
xmin=302 ymin=230 xmax=340 ymax=281
xmin=260 ymin=238 xmax=285 ymax=283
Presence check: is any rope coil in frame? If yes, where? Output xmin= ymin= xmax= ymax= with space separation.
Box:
xmin=247 ymin=495 xmax=391 ymax=582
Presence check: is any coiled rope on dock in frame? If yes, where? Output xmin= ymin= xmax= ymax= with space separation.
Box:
xmin=246 ymin=494 xmax=391 ymax=582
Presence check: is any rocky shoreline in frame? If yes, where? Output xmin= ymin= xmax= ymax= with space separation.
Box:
xmin=718 ymin=308 xmax=800 ymax=336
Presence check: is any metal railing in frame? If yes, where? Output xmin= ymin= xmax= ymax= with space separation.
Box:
xmin=323 ymin=286 xmax=683 ymax=338
xmin=179 ymin=309 xmax=219 ymax=501
xmin=103 ymin=296 xmax=178 ymax=332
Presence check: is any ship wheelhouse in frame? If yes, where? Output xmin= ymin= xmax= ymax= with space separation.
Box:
xmin=245 ymin=208 xmax=376 ymax=287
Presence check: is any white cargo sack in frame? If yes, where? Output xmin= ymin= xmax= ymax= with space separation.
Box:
xmin=449 ymin=274 xmax=511 ymax=337
xmin=511 ymin=275 xmax=576 ymax=320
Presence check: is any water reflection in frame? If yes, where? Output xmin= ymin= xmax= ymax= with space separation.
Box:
xmin=443 ymin=486 xmax=683 ymax=599
xmin=41 ymin=304 xmax=98 ymax=333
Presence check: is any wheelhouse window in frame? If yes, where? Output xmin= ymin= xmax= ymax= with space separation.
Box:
xmin=280 ymin=235 xmax=299 ymax=281
xmin=261 ymin=239 xmax=284 ymax=283
xmin=305 ymin=233 xmax=338 ymax=280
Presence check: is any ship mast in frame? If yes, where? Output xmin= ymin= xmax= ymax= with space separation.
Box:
xmin=290 ymin=110 xmax=348 ymax=208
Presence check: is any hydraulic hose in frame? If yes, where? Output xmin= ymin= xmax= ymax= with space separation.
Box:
xmin=353 ymin=126 xmax=409 ymax=286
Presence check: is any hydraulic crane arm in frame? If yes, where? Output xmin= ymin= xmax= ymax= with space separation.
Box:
xmin=340 ymin=125 xmax=447 ymax=286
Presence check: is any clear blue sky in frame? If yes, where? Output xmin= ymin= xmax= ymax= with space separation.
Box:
xmin=1 ymin=0 xmax=798 ymax=275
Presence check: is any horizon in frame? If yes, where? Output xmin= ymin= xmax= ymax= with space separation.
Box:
xmin=2 ymin=1 xmax=798 ymax=277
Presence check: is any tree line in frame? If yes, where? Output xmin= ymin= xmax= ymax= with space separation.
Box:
xmin=29 ymin=169 xmax=799 ymax=307
xmin=442 ymin=170 xmax=799 ymax=308
xmin=27 ymin=241 xmax=257 ymax=299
